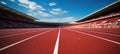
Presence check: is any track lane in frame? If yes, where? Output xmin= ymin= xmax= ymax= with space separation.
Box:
xmin=0 ymin=28 xmax=49 ymax=36
xmin=73 ymin=28 xmax=120 ymax=42
xmin=0 ymin=29 xmax=58 ymax=54
xmin=59 ymin=29 xmax=120 ymax=54
xmin=0 ymin=29 xmax=48 ymax=38
xmin=0 ymin=29 xmax=50 ymax=49
xmin=81 ymin=28 xmax=120 ymax=35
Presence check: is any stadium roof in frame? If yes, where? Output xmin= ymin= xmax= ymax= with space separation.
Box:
xmin=0 ymin=4 xmax=38 ymax=20
xmin=77 ymin=0 xmax=120 ymax=22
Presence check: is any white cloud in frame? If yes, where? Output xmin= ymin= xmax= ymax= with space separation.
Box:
xmin=27 ymin=13 xmax=32 ymax=16
xmin=49 ymin=2 xmax=56 ymax=6
xmin=10 ymin=0 xmax=15 ymax=2
xmin=62 ymin=17 xmax=77 ymax=22
xmin=19 ymin=3 xmax=29 ymax=8
xmin=37 ymin=11 xmax=51 ymax=17
xmin=18 ymin=0 xmax=45 ymax=11
xmin=1 ymin=1 xmax=7 ymax=5
xmin=37 ymin=17 xmax=77 ymax=22
xmin=50 ymin=8 xmax=68 ymax=15
xmin=18 ymin=0 xmax=51 ymax=17
xmin=27 ymin=10 xmax=51 ymax=17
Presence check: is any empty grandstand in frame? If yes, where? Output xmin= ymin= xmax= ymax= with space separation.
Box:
xmin=71 ymin=0 xmax=120 ymax=28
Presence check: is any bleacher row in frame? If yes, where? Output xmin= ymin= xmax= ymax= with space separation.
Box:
xmin=0 ymin=20 xmax=40 ymax=28
xmin=0 ymin=5 xmax=42 ymax=28
xmin=67 ymin=11 xmax=120 ymax=28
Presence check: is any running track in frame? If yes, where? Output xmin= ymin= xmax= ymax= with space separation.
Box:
xmin=0 ymin=28 xmax=120 ymax=54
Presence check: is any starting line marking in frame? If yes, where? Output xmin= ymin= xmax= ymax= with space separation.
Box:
xmin=0 ymin=29 xmax=54 ymax=51
xmin=53 ymin=29 xmax=61 ymax=54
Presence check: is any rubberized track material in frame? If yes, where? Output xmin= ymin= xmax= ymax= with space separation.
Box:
xmin=0 ymin=28 xmax=120 ymax=54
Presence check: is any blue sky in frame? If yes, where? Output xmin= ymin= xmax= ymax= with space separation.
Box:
xmin=0 ymin=0 xmax=118 ymax=22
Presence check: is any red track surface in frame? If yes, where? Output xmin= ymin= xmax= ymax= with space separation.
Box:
xmin=0 ymin=28 xmax=120 ymax=54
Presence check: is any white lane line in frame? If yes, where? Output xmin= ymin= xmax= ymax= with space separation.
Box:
xmin=0 ymin=29 xmax=47 ymax=38
xmin=67 ymin=29 xmax=120 ymax=45
xmin=80 ymin=30 xmax=120 ymax=36
xmin=53 ymin=29 xmax=61 ymax=54
xmin=0 ymin=29 xmax=55 ymax=51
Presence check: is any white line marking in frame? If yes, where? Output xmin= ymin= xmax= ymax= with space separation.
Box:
xmin=68 ymin=29 xmax=120 ymax=45
xmin=0 ymin=29 xmax=47 ymax=38
xmin=53 ymin=29 xmax=61 ymax=54
xmin=81 ymin=30 xmax=120 ymax=36
xmin=0 ymin=29 xmax=55 ymax=51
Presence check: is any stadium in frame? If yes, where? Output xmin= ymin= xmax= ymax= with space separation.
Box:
xmin=0 ymin=0 xmax=120 ymax=54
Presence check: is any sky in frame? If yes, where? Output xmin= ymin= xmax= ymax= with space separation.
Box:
xmin=0 ymin=0 xmax=118 ymax=22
